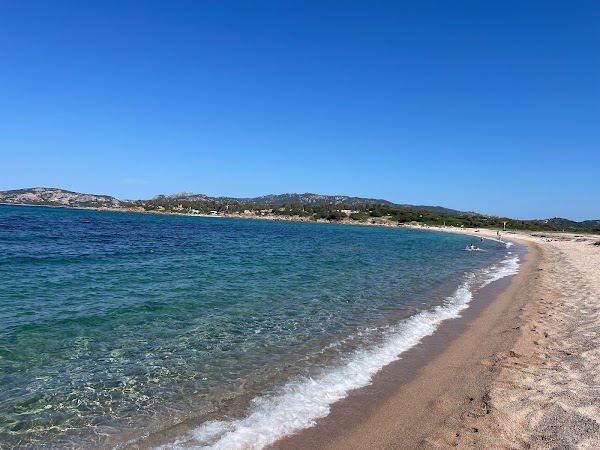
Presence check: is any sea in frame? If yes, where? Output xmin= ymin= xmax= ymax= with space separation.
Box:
xmin=0 ymin=205 xmax=520 ymax=449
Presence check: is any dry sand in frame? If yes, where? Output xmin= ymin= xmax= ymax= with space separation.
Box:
xmin=441 ymin=231 xmax=600 ymax=450
xmin=272 ymin=229 xmax=600 ymax=450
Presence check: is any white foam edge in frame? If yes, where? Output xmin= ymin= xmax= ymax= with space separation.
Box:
xmin=479 ymin=235 xmax=513 ymax=248
xmin=156 ymin=254 xmax=520 ymax=450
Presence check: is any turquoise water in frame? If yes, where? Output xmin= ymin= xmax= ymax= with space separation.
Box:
xmin=0 ymin=205 xmax=518 ymax=449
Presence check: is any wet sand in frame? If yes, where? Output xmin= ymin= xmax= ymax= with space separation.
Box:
xmin=272 ymin=230 xmax=600 ymax=449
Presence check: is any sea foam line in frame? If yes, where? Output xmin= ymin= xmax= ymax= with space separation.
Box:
xmin=157 ymin=254 xmax=520 ymax=450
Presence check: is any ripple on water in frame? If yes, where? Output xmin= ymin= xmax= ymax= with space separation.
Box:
xmin=0 ymin=206 xmax=513 ymax=448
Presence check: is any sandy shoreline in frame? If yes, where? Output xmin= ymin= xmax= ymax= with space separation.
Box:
xmin=272 ymin=229 xmax=600 ymax=449
xmin=5 ymin=203 xmax=599 ymax=448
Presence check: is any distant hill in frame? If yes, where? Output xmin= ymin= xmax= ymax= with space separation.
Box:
xmin=2 ymin=188 xmax=597 ymax=229
xmin=154 ymin=192 xmax=394 ymax=206
xmin=151 ymin=192 xmax=463 ymax=215
xmin=152 ymin=192 xmax=212 ymax=202
xmin=0 ymin=188 xmax=121 ymax=208
xmin=396 ymin=204 xmax=467 ymax=215
xmin=3 ymin=188 xmax=454 ymax=212
xmin=530 ymin=217 xmax=600 ymax=231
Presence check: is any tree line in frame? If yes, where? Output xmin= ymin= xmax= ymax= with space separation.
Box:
xmin=126 ymin=199 xmax=599 ymax=233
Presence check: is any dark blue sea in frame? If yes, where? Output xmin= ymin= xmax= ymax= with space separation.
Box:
xmin=0 ymin=205 xmax=519 ymax=449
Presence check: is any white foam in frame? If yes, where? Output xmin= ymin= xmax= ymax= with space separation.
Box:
xmin=156 ymin=254 xmax=520 ymax=450
xmin=479 ymin=235 xmax=513 ymax=248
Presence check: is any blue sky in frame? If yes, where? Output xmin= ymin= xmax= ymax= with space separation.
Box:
xmin=0 ymin=1 xmax=598 ymax=220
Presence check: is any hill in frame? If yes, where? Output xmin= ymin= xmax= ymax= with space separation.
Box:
xmin=152 ymin=192 xmax=394 ymax=205
xmin=151 ymin=192 xmax=463 ymax=215
xmin=0 ymin=188 xmax=121 ymax=208
xmin=1 ymin=187 xmax=597 ymax=232
xmin=529 ymin=217 xmax=600 ymax=231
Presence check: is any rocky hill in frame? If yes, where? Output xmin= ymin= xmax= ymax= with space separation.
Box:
xmin=152 ymin=192 xmax=212 ymax=202
xmin=0 ymin=188 xmax=121 ymax=208
xmin=154 ymin=192 xmax=395 ymax=206
xmin=151 ymin=192 xmax=462 ymax=215
xmin=245 ymin=193 xmax=394 ymax=206
xmin=0 ymin=188 xmax=467 ymax=216
xmin=3 ymin=188 xmax=597 ymax=229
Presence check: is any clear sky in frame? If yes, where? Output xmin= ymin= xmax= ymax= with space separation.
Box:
xmin=1 ymin=1 xmax=598 ymax=220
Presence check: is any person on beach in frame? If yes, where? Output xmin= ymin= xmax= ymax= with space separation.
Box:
xmin=497 ymin=230 xmax=501 ymax=240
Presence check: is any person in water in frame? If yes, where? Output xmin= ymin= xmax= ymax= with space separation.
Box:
xmin=469 ymin=243 xmax=476 ymax=250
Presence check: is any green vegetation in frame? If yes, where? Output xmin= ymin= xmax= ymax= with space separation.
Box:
xmin=127 ymin=199 xmax=600 ymax=234
xmin=4 ymin=188 xmax=597 ymax=233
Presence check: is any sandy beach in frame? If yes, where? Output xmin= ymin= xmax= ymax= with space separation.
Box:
xmin=272 ymin=228 xmax=600 ymax=449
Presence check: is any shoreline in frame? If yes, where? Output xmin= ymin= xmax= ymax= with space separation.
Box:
xmin=3 ymin=204 xmax=599 ymax=448
xmin=271 ymin=237 xmax=534 ymax=450
xmin=128 ymin=229 xmax=523 ymax=450
xmin=2 ymin=202 xmax=598 ymax=239
xmin=273 ymin=229 xmax=600 ymax=449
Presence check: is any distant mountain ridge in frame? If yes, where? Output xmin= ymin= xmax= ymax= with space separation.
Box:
xmin=1 ymin=188 xmax=597 ymax=227
xmin=151 ymin=192 xmax=463 ymax=215
xmin=530 ymin=217 xmax=600 ymax=230
xmin=0 ymin=188 xmax=416 ymax=210
xmin=153 ymin=192 xmax=395 ymax=206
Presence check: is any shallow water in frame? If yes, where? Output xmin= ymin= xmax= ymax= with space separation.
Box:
xmin=0 ymin=205 xmax=517 ymax=449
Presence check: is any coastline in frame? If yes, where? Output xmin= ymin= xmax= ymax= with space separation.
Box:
xmin=2 ymin=202 xmax=597 ymax=237
xmin=272 ymin=230 xmax=600 ymax=449
xmin=3 ymin=204 xmax=599 ymax=448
